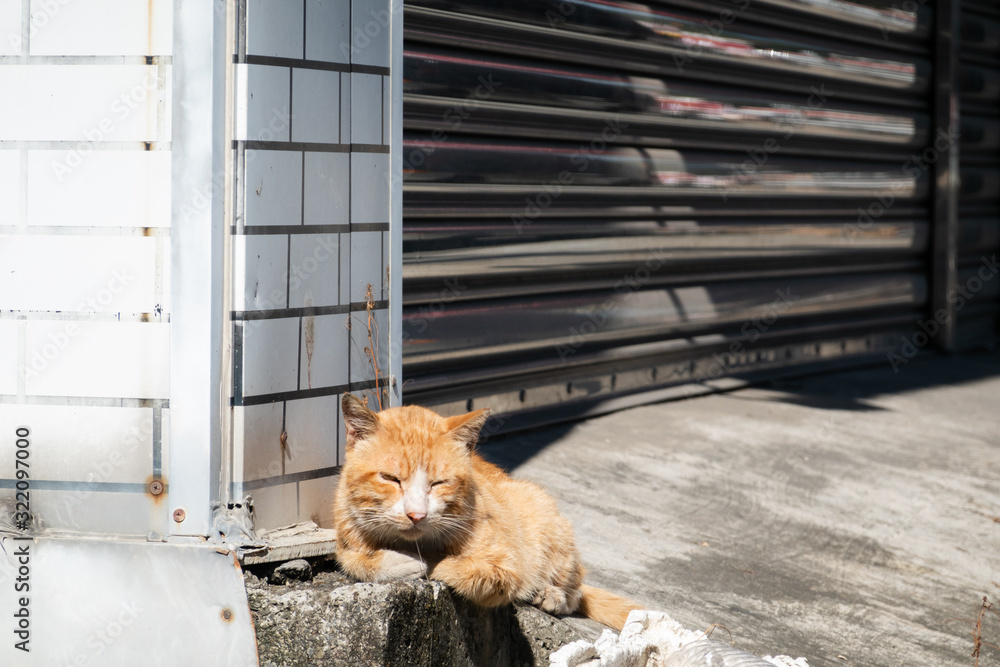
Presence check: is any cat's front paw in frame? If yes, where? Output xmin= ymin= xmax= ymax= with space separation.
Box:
xmin=375 ymin=550 xmax=428 ymax=581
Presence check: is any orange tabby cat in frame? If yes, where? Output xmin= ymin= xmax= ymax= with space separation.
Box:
xmin=333 ymin=394 xmax=639 ymax=630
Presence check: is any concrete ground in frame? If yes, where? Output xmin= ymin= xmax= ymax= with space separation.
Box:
xmin=482 ymin=349 xmax=1000 ymax=667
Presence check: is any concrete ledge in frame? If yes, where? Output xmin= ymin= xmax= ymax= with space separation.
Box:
xmin=246 ymin=562 xmax=604 ymax=666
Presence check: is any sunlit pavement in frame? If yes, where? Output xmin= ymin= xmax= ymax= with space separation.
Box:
xmin=483 ymin=349 xmax=1000 ymax=667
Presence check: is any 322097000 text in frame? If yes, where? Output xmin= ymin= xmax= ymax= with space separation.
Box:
xmin=12 ymin=426 xmax=32 ymax=653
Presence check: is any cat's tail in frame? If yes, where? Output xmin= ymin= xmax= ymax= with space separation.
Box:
xmin=577 ymin=584 xmax=641 ymax=632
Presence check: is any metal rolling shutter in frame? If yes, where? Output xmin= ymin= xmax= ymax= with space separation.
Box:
xmin=401 ymin=0 xmax=938 ymax=429
xmin=956 ymin=0 xmax=1000 ymax=347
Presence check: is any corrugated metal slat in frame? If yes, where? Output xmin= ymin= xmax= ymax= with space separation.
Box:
xmin=400 ymin=0 xmax=988 ymax=429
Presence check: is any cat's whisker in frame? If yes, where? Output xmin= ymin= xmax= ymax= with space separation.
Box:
xmin=436 ymin=514 xmax=475 ymax=531
xmin=432 ymin=521 xmax=475 ymax=545
xmin=435 ymin=520 xmax=473 ymax=537
xmin=413 ymin=540 xmax=428 ymax=581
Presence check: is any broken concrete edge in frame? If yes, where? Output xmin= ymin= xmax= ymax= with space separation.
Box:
xmin=236 ymin=524 xmax=808 ymax=666
xmin=239 ymin=521 xmax=338 ymax=566
xmin=241 ymin=555 xmax=810 ymax=667
xmin=243 ymin=556 xmax=607 ymax=667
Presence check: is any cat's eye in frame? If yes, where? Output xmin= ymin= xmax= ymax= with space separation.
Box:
xmin=379 ymin=472 xmax=400 ymax=485
xmin=430 ymin=480 xmax=447 ymax=488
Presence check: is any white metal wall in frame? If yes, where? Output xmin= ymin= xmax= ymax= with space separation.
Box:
xmin=0 ymin=0 xmax=173 ymax=537
xmin=0 ymin=2 xmax=399 ymax=662
xmin=1 ymin=0 xmax=401 ymax=537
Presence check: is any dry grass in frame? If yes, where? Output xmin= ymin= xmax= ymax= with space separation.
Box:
xmin=973 ymin=597 xmax=1000 ymax=667
xmin=702 ymin=623 xmax=733 ymax=644
xmin=347 ymin=283 xmax=387 ymax=412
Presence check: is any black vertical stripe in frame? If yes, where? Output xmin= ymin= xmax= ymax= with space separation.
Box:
xmin=235 ymin=139 xmax=246 ymax=233
xmin=301 ymin=0 xmax=307 ymax=60
xmin=296 ymin=315 xmax=303 ymax=391
xmin=152 ymin=402 xmax=163 ymax=478
xmin=236 ymin=0 xmax=247 ymax=61
xmin=232 ymin=323 xmax=244 ymax=405
xmin=285 ymin=232 xmax=292 ymax=307
xmin=288 ymin=66 xmax=294 ymax=141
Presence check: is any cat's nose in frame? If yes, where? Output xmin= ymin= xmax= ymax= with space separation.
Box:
xmin=407 ymin=511 xmax=426 ymax=525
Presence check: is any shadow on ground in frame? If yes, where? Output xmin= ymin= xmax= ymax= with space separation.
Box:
xmin=481 ymin=348 xmax=1000 ymax=472
xmin=479 ymin=348 xmax=1000 ymax=667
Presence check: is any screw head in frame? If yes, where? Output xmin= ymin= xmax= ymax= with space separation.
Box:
xmin=148 ymin=480 xmax=163 ymax=496
xmin=172 ymin=508 xmax=186 ymax=523
xmin=221 ymin=608 xmax=233 ymax=622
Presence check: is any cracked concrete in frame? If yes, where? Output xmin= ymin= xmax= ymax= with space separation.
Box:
xmin=246 ymin=565 xmax=605 ymax=666
xmin=481 ymin=350 xmax=1000 ymax=667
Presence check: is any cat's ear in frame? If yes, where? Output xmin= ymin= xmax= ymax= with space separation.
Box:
xmin=342 ymin=394 xmax=380 ymax=452
xmin=445 ymin=408 xmax=492 ymax=451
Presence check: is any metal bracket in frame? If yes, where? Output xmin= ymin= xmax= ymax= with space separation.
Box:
xmin=211 ymin=495 xmax=264 ymax=551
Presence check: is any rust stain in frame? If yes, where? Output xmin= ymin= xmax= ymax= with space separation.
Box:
xmin=146 ymin=0 xmax=156 ymax=153
xmin=230 ymin=551 xmax=243 ymax=573
xmin=147 ymin=0 xmax=154 ymax=57
xmin=221 ymin=608 xmax=234 ymax=623
xmin=280 ymin=430 xmax=289 ymax=477
xmin=141 ymin=226 xmax=154 ymax=237
xmin=304 ymin=296 xmax=315 ymax=388
xmin=145 ymin=474 xmax=166 ymax=505
xmin=304 ymin=316 xmax=315 ymax=388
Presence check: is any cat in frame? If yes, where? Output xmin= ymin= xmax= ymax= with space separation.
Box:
xmin=333 ymin=394 xmax=639 ymax=630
